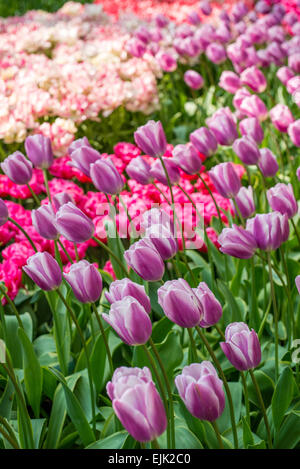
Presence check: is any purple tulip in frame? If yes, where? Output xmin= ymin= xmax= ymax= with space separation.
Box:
xmin=199 ymin=1 xmax=212 ymax=16
xmin=90 ymin=159 xmax=124 ymax=195
xmin=172 ymin=143 xmax=202 ymax=175
xmin=286 ymin=75 xmax=300 ymax=95
xmin=155 ymin=14 xmax=169 ymax=28
xmin=144 ymin=224 xmax=178 ymax=260
xmin=206 ymin=43 xmax=226 ymax=64
xmin=246 ymin=212 xmax=289 ymax=251
xmin=270 ymin=104 xmax=294 ymax=133
xmin=219 ymin=71 xmax=241 ymax=94
xmin=194 ymin=282 xmax=223 ymax=328
xmin=126 ymin=157 xmax=152 ymax=185
xmin=288 ymin=120 xmax=300 ymax=147
xmin=64 ymin=260 xmax=102 ymax=303
xmin=207 ymin=114 xmax=238 ymax=146
xmin=209 ymin=163 xmax=241 ymax=199
xmin=175 ymin=362 xmax=225 ymax=421
xmin=227 ymin=41 xmax=248 ymax=65
xmin=150 ymin=157 xmax=180 ymax=186
xmin=52 ymin=192 xmax=74 ymax=212
xmin=135 ymin=26 xmax=151 ymax=44
xmin=240 ymin=95 xmax=268 ymax=121
xmin=233 ymin=136 xmax=260 ymax=166
xmin=231 ymin=186 xmax=255 ymax=219
xmin=231 ymin=1 xmax=248 ymax=22
xmin=183 ymin=70 xmax=204 ymax=90
xmin=194 ymin=24 xmax=215 ymax=49
xmin=267 ymin=183 xmax=298 ymax=219
xmin=239 ymin=118 xmax=264 ymax=145
xmin=107 ymin=367 xmax=167 ymax=442
xmin=32 ymin=204 xmax=58 ymax=240
xmin=220 ymin=322 xmax=261 ymax=371
xmin=255 ymin=0 xmax=271 ymax=14
xmin=25 ymin=134 xmax=53 ymax=169
xmin=288 ymin=53 xmax=300 ymax=74
xmin=56 ymin=202 xmax=94 ymax=244
xmin=218 ymin=224 xmax=257 ymax=259
xmin=157 ymin=278 xmax=203 ymax=328
xmin=1 ymin=152 xmax=32 ymax=185
xmin=105 ymin=278 xmax=151 ymax=313
xmin=141 ymin=208 xmax=174 ymax=234
xmin=156 ymin=52 xmax=177 ymax=72
xmin=134 ymin=120 xmax=167 ymax=158
xmin=23 ymin=252 xmax=62 ymax=291
xmin=233 ymin=87 xmax=252 ymax=111
xmin=295 ymin=275 xmax=300 ymax=295
xmin=187 ymin=11 xmax=201 ymax=25
xmin=127 ymin=38 xmax=146 ymax=58
xmin=102 ymin=296 xmax=152 ymax=345
xmin=258 ymin=148 xmax=279 ymax=177
xmin=124 ymin=238 xmax=165 ymax=282
xmin=240 ymin=66 xmax=267 ymax=93
xmin=189 ymin=127 xmax=217 ymax=157
xmin=68 ymin=137 xmax=91 ymax=155
xmin=0 ymin=199 xmax=8 ymax=226
xmin=69 ymin=146 xmax=102 ymax=177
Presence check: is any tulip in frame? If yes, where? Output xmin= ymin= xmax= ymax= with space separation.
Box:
xmin=124 ymin=238 xmax=165 ymax=282
xmin=90 ymin=158 xmax=124 ymax=195
xmin=288 ymin=120 xmax=300 ymax=147
xmin=69 ymin=146 xmax=102 ymax=177
xmin=284 ymin=12 xmax=298 ymax=26
xmin=135 ymin=26 xmax=151 ymax=44
xmin=246 ymin=212 xmax=289 ymax=251
xmin=258 ymin=148 xmax=279 ymax=177
xmin=288 ymin=53 xmax=300 ymax=74
xmin=219 ymin=71 xmax=241 ymax=94
xmin=68 ymin=137 xmax=91 ymax=155
xmin=64 ymin=260 xmax=102 ymax=303
xmin=267 ymin=183 xmax=298 ymax=219
xmin=134 ymin=121 xmax=167 ymax=158
xmin=52 ymin=192 xmax=74 ymax=212
xmin=1 ymin=152 xmax=32 ymax=185
xmin=206 ymin=43 xmax=226 ymax=64
xmin=209 ymin=163 xmax=241 ymax=199
xmin=286 ymin=76 xmax=300 ymax=95
xmin=25 ymin=134 xmax=53 ymax=169
xmin=175 ymin=362 xmax=225 ymax=421
xmin=157 ymin=52 xmax=177 ymax=72
xmin=172 ymin=143 xmax=202 ymax=175
xmin=149 ymin=157 xmax=180 ymax=186
xmin=239 ymin=118 xmax=264 ymax=145
xmin=157 ymin=278 xmax=203 ymax=328
xmin=207 ymin=114 xmax=238 ymax=146
xmin=56 ymin=202 xmax=94 ymax=244
xmin=233 ymin=87 xmax=251 ymax=111
xmin=269 ymin=104 xmax=294 ymax=133
xmin=231 ymin=186 xmax=255 ymax=219
xmin=155 ymin=14 xmax=169 ymax=28
xmin=144 ymin=224 xmax=178 ymax=260
xmin=183 ymin=70 xmax=204 ymax=90
xmin=220 ymin=322 xmax=261 ymax=371
xmin=23 ymin=252 xmax=62 ymax=291
xmin=233 ymin=136 xmax=260 ymax=166
xmin=102 ymin=296 xmax=152 ymax=346
xmin=105 ymin=279 xmax=151 ymax=313
xmin=255 ymin=0 xmax=271 ymax=14
xmin=32 ymin=204 xmax=58 ymax=240
xmin=218 ymin=224 xmax=257 ymax=259
xmin=194 ymin=283 xmax=223 ymax=328
xmin=199 ymin=1 xmax=212 ymax=16
xmin=187 ymin=11 xmax=201 ymax=26
xmin=215 ymin=23 xmax=232 ymax=43
xmin=240 ymin=95 xmax=268 ymax=121
xmin=189 ymin=127 xmax=217 ymax=157
xmin=0 ymin=199 xmax=8 ymax=226
xmin=127 ymin=38 xmax=146 ymax=58
xmin=141 ymin=208 xmax=174 ymax=234
xmin=126 ymin=157 xmax=152 ymax=185
xmin=231 ymin=1 xmax=248 ymax=22
xmin=240 ymin=66 xmax=267 ymax=93
xmin=107 ymin=367 xmax=167 ymax=442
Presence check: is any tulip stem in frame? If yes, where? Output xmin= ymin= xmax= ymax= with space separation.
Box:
xmin=232 ymin=198 xmax=245 ymax=227
xmin=26 ymin=183 xmax=40 ymax=205
xmin=152 ymin=182 xmax=171 ymax=205
xmin=43 ymin=169 xmax=52 ymax=204
xmin=7 ymin=217 xmax=37 ymax=252
xmin=195 ymin=326 xmax=238 ymax=449
xmin=57 ymin=239 xmax=74 ymax=264
xmin=118 ymin=194 xmax=137 ymax=240
xmin=151 ymin=438 xmax=160 ymax=449
xmin=0 ymin=283 xmax=24 ymax=329
xmin=57 ymin=289 xmax=97 ymax=436
xmin=197 ymin=172 xmax=223 ymax=231
xmin=291 ymin=219 xmax=300 ymax=248
xmin=92 ymin=236 xmax=128 ymax=277
xmin=91 ymin=303 xmax=114 ymax=376
xmin=187 ymin=328 xmax=198 ymax=363
xmin=279 ymin=246 xmax=294 ymax=344
xmin=249 ymin=369 xmax=272 ymax=449
xmin=0 ymin=417 xmax=20 ymax=449
xmin=74 ymin=243 xmax=79 ymax=262
xmin=149 ymin=337 xmax=175 ymax=449
xmin=211 ymin=420 xmax=224 ymax=449
xmin=266 ymin=252 xmax=279 ymax=382
xmin=240 ymin=371 xmax=251 ymax=427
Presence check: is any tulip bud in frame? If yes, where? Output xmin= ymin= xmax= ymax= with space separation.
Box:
xmin=103 ymin=296 xmax=152 ymax=345
xmin=0 ymin=199 xmax=8 ymax=226
xmin=219 ymin=71 xmax=241 ymax=94
xmin=52 ymin=192 xmax=74 ymax=212
xmin=270 ymin=104 xmax=294 ymax=133
xmin=172 ymin=143 xmax=202 ymax=175
xmin=23 ymin=252 xmax=62 ymax=291
xmin=209 ymin=163 xmax=241 ymax=199
xmin=240 ymin=66 xmax=267 ymax=93
xmin=288 ymin=53 xmax=300 ymax=74
xmin=64 ymin=260 xmax=102 ymax=303
xmin=206 ymin=43 xmax=227 ymax=64
xmin=240 ymin=95 xmax=268 ymax=121
xmin=90 ymin=158 xmax=124 ymax=195
xmin=1 ymin=152 xmax=33 ymax=185
xmin=155 ymin=14 xmax=169 ymax=28
xmin=194 ymin=282 xmax=222 ymax=328
xmin=134 ymin=121 xmax=167 ymax=158
xmin=175 ymin=362 xmax=225 ymax=421
xmin=187 ymin=11 xmax=201 ymax=25
xmin=144 ymin=224 xmax=178 ymax=260
xmin=246 ymin=212 xmax=289 ymax=251
xmin=239 ymin=118 xmax=264 ymax=145
xmin=107 ymin=366 xmax=167 ymax=442
xmin=157 ymin=52 xmax=177 ymax=72
xmin=288 ymin=120 xmax=300 ymax=148
xmin=233 ymin=87 xmax=251 ymax=111
xmin=105 ymin=278 xmax=151 ymax=313
xmin=255 ymin=0 xmax=271 ymax=13
xmin=127 ymin=38 xmax=146 ymax=58
xmin=207 ymin=114 xmax=238 ymax=146
xmin=126 ymin=157 xmax=152 ymax=185
xmin=220 ymin=322 xmax=261 ymax=371
xmin=189 ymin=127 xmax=218 ymax=157
xmin=149 ymin=157 xmax=180 ymax=186
xmin=124 ymin=238 xmax=165 ymax=282
xmin=69 ymin=146 xmax=102 ymax=177
xmin=68 ymin=137 xmax=91 ymax=155
xmin=233 ymin=136 xmax=260 ymax=165
xmin=56 ymin=202 xmax=94 ymax=244
xmin=258 ymin=148 xmax=279 ymax=177
xmin=32 ymin=204 xmax=58 ymax=240
xmin=157 ymin=278 xmax=204 ymax=327
xmin=25 ymin=134 xmax=53 ymax=169
xmin=231 ymin=186 xmax=255 ymax=219
xmin=276 ymin=66 xmax=295 ymax=85
xmin=183 ymin=70 xmax=204 ymax=90
xmin=267 ymin=183 xmax=298 ymax=219
xmin=218 ymin=224 xmax=257 ymax=259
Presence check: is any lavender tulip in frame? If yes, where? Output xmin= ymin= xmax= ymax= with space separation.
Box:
xmin=194 ymin=282 xmax=223 ymax=328
xmin=56 ymin=202 xmax=94 ymax=244
xmin=220 ymin=322 xmax=261 ymax=371
xmin=149 ymin=157 xmax=180 ymax=186
xmin=0 ymin=199 xmax=8 ymax=226
xmin=199 ymin=1 xmax=212 ymax=16
xmin=23 ymin=252 xmax=62 ymax=291
xmin=218 ymin=224 xmax=257 ymax=259
xmin=255 ymin=0 xmax=271 ymax=13
xmin=189 ymin=127 xmax=218 ymax=157
xmin=126 ymin=157 xmax=152 ymax=185
xmin=157 ymin=52 xmax=177 ymax=72
xmin=124 ymin=238 xmax=165 ymax=282
xmin=269 ymin=104 xmax=294 ymax=133
xmin=172 ymin=144 xmax=202 ymax=175
xmin=219 ymin=71 xmax=241 ymax=94
xmin=231 ymin=1 xmax=248 ymax=22
xmin=64 ymin=260 xmax=102 ymax=303
xmin=233 ymin=136 xmax=260 ymax=165
xmin=105 ymin=279 xmax=151 ymax=313
xmin=239 ymin=118 xmax=264 ymax=145
xmin=155 ymin=14 xmax=169 ymax=28
xmin=1 ymin=152 xmax=32 ymax=185
xmin=231 ymin=186 xmax=255 ymax=219
xmin=32 ymin=204 xmax=58 ymax=240
xmin=175 ymin=362 xmax=225 ymax=421
xmin=246 ymin=212 xmax=289 ymax=251
xmin=233 ymin=87 xmax=251 ymax=111
xmin=141 ymin=208 xmax=174 ymax=234
xmin=288 ymin=53 xmax=300 ymax=74
xmin=134 ymin=120 xmax=167 ymax=158
xmin=240 ymin=66 xmax=267 ymax=93
xmin=144 ymin=224 xmax=178 ymax=260
xmin=209 ymin=163 xmax=241 ymax=199
xmin=286 ymin=76 xmax=300 ymax=95
xmin=90 ymin=158 xmax=124 ymax=195
xmin=68 ymin=137 xmax=91 ymax=155
xmin=127 ymin=38 xmax=146 ymax=58
xmin=107 ymin=367 xmax=167 ymax=442
xmin=157 ymin=278 xmax=203 ymax=328
xmin=206 ymin=43 xmax=226 ymax=64
xmin=25 ymin=134 xmax=53 ymax=169
xmin=187 ymin=11 xmax=201 ymax=26
xmin=240 ymin=95 xmax=268 ymax=121
xmin=69 ymin=146 xmax=102 ymax=177
xmin=258 ymin=148 xmax=279 ymax=177
xmin=207 ymin=114 xmax=238 ymax=146
xmin=267 ymin=183 xmax=298 ymax=219
xmin=288 ymin=120 xmax=300 ymax=147
xmin=52 ymin=192 xmax=74 ymax=212
xmin=102 ymin=296 xmax=152 ymax=346
xmin=183 ymin=70 xmax=204 ymax=90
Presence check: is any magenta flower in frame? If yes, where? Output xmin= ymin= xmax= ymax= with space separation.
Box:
xmin=209 ymin=163 xmax=241 ymax=199
xmin=1 ymin=152 xmax=32 ymax=185
xmin=25 ymin=134 xmax=53 ymax=169
xmin=270 ymin=104 xmax=294 ymax=133
xmin=68 ymin=137 xmax=91 ymax=155
xmin=246 ymin=212 xmax=289 ymax=251
xmin=69 ymin=146 xmax=102 ymax=177
xmin=150 ymin=157 xmax=180 ymax=185
xmin=258 ymin=148 xmax=279 ymax=178
xmin=219 ymin=71 xmax=241 ymax=94
xmin=64 ymin=260 xmax=102 ymax=303
xmin=218 ymin=224 xmax=257 ymax=259
xmin=239 ymin=118 xmax=264 ymax=145
xmin=134 ymin=120 xmax=167 ymax=158
xmin=189 ymin=127 xmax=218 ymax=157
xmin=32 ymin=204 xmax=58 ymax=240
xmin=183 ymin=70 xmax=204 ymax=90
xmin=105 ymin=278 xmax=151 ymax=313
xmin=233 ymin=136 xmax=260 ymax=165
xmin=172 ymin=143 xmax=203 ymax=175
xmin=240 ymin=95 xmax=268 ymax=121
xmin=56 ymin=202 xmax=94 ymax=244
xmin=231 ymin=186 xmax=255 ymax=219
xmin=220 ymin=322 xmax=261 ymax=371
xmin=288 ymin=120 xmax=300 ymax=147
xmin=207 ymin=114 xmax=238 ymax=146
xmin=267 ymin=183 xmax=298 ymax=219
xmin=23 ymin=252 xmax=62 ymax=291
xmin=90 ymin=158 xmax=124 ymax=195
xmin=194 ymin=283 xmax=223 ymax=328
xmin=124 ymin=238 xmax=165 ymax=282
xmin=126 ymin=157 xmax=152 ymax=185
xmin=144 ymin=224 xmax=178 ymax=260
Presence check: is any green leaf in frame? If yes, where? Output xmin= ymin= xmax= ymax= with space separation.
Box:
xmin=242 ymin=417 xmax=254 ymax=448
xmin=86 ymin=431 xmax=129 ymax=449
xmin=217 ymin=382 xmax=243 ymax=434
xmin=18 ymin=328 xmax=43 ymax=418
xmin=90 ymin=332 xmax=108 ymax=393
xmin=272 ymin=367 xmax=295 ymax=431
xmin=274 ymin=403 xmax=300 ymax=449
xmin=173 ymin=425 xmax=203 ymax=449
xmin=4 ymin=313 xmax=32 ymax=367
xmin=105 ymin=219 xmax=127 ymax=280
xmin=217 ymin=280 xmax=244 ymax=323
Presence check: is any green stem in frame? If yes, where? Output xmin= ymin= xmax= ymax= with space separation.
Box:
xmin=26 ymin=183 xmax=40 ymax=205
xmin=92 ymin=236 xmax=128 ymax=277
xmin=197 ymin=172 xmax=223 ymax=231
xmin=241 ymin=371 xmax=251 ymax=427
xmin=8 ymin=217 xmax=37 ymax=252
xmin=57 ymin=239 xmax=74 ymax=264
xmin=151 ymin=438 xmax=160 ymax=449
xmin=291 ymin=219 xmax=300 ymax=248
xmin=0 ymin=416 xmax=20 ymax=449
xmin=211 ymin=420 xmax=224 ymax=449
xmin=279 ymin=246 xmax=294 ymax=345
xmin=43 ymin=169 xmax=52 ymax=204
xmin=0 ymin=425 xmax=20 ymax=449
xmin=187 ymin=328 xmax=198 ymax=363
xmin=74 ymin=243 xmax=79 ymax=262
xmin=249 ymin=369 xmax=272 ymax=449
xmin=266 ymin=252 xmax=279 ymax=381
xmin=91 ymin=303 xmax=114 ymax=376
xmin=0 ymin=283 xmax=24 ymax=329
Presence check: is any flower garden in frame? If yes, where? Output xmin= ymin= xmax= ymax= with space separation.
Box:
xmin=0 ymin=0 xmax=299 ymax=450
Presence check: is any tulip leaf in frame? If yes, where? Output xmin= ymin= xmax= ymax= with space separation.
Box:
xmin=217 ymin=382 xmax=242 ymax=434
xmin=274 ymin=402 xmax=300 ymax=449
xmin=86 ymin=431 xmax=129 ymax=449
xmin=272 ymin=367 xmax=295 ymax=431
xmin=4 ymin=313 xmax=32 ymax=368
